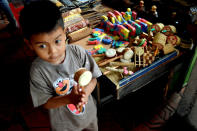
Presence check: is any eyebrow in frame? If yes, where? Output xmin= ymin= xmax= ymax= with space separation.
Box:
xmin=35 ymin=41 xmax=48 ymax=44
xmin=34 ymin=34 xmax=62 ymax=44
xmin=55 ymin=34 xmax=62 ymax=40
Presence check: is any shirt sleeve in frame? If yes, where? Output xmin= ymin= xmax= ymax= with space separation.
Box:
xmin=29 ymin=65 xmax=54 ymax=107
xmin=71 ymin=45 xmax=102 ymax=78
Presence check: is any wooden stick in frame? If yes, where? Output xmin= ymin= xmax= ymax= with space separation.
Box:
xmin=110 ymin=62 xmax=134 ymax=67
xmin=92 ymin=54 xmax=105 ymax=57
xmin=138 ymin=52 xmax=140 ymax=67
xmin=79 ymin=86 xmax=84 ymax=112
xmin=105 ymin=67 xmax=124 ymax=73
xmin=103 ymin=66 xmax=119 ymax=75
xmin=154 ymin=46 xmax=159 ymax=56
xmin=98 ymin=55 xmax=123 ymax=67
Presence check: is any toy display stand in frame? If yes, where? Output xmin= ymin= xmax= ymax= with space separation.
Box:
xmin=70 ymin=1 xmax=194 ymax=105
xmin=71 ymin=35 xmax=183 ymax=104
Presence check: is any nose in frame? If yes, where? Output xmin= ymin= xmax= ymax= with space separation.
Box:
xmin=48 ymin=45 xmax=57 ymax=55
xmin=58 ymin=82 xmax=63 ymax=87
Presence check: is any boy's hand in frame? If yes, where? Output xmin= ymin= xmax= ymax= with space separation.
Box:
xmin=67 ymin=84 xmax=82 ymax=106
xmin=78 ymin=87 xmax=89 ymax=106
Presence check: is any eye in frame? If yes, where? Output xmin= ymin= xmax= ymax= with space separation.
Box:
xmin=39 ymin=44 xmax=46 ymax=48
xmin=57 ymin=78 xmax=63 ymax=83
xmin=53 ymin=82 xmax=58 ymax=88
xmin=55 ymin=39 xmax=61 ymax=44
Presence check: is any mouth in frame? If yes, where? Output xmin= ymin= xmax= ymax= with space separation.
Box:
xmin=48 ymin=53 xmax=65 ymax=64
xmin=60 ymin=83 xmax=67 ymax=91
xmin=49 ymin=55 xmax=59 ymax=60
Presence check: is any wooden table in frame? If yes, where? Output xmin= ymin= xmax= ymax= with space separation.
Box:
xmin=71 ymin=37 xmax=185 ymax=107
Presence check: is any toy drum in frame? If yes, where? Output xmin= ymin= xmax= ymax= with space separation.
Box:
xmin=162 ymin=25 xmax=176 ymax=36
xmin=152 ymin=32 xmax=167 ymax=49
xmin=105 ymin=48 xmax=117 ymax=58
xmin=151 ymin=23 xmax=164 ymax=33
xmin=74 ymin=68 xmax=92 ymax=112
xmin=167 ymin=35 xmax=181 ymax=46
xmin=74 ymin=68 xmax=92 ymax=87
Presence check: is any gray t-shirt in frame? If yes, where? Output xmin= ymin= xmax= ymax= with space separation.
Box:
xmin=29 ymin=44 xmax=102 ymax=131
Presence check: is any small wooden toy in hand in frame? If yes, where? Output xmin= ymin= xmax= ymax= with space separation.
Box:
xmin=74 ymin=68 xmax=92 ymax=112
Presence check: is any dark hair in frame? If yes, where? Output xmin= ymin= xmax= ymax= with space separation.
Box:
xmin=19 ymin=0 xmax=64 ymax=39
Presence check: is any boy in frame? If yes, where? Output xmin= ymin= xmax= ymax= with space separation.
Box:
xmin=19 ymin=1 xmax=102 ymax=131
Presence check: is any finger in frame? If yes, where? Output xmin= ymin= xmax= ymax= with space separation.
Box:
xmin=78 ymin=102 xmax=82 ymax=106
xmin=81 ymin=98 xmax=84 ymax=102
xmin=76 ymin=105 xmax=80 ymax=111
xmin=72 ymin=85 xmax=78 ymax=94
xmin=79 ymin=88 xmax=82 ymax=92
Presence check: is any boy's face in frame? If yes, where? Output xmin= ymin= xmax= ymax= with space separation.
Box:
xmin=27 ymin=26 xmax=67 ymax=65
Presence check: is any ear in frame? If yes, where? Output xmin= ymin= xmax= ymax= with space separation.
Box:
xmin=24 ymin=38 xmax=34 ymax=50
xmin=64 ymin=27 xmax=67 ymax=34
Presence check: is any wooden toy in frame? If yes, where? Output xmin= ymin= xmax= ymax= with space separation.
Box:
xmin=148 ymin=5 xmax=159 ymax=23
xmin=102 ymin=38 xmax=112 ymax=44
xmin=167 ymin=35 xmax=181 ymax=46
xmin=113 ymin=10 xmax=127 ymax=24
xmin=123 ymin=23 xmax=136 ymax=38
xmin=123 ymin=48 xmax=134 ymax=60
xmin=161 ymin=25 xmax=176 ymax=36
xmin=120 ymin=58 xmax=131 ymax=63
xmin=128 ymin=20 xmax=141 ymax=35
xmin=138 ymin=38 xmax=147 ymax=47
xmin=138 ymin=18 xmax=153 ymax=31
xmin=67 ymin=19 xmax=89 ymax=33
xmin=134 ymin=0 xmax=146 ymax=18
xmin=88 ymin=40 xmax=99 ymax=45
xmin=97 ymin=48 xmax=107 ymax=54
xmin=110 ymin=62 xmax=135 ymax=67
xmin=105 ymin=67 xmax=133 ymax=76
xmin=94 ymin=44 xmax=103 ymax=50
xmin=86 ymin=49 xmax=99 ymax=55
xmin=105 ymin=48 xmax=117 ymax=58
xmin=134 ymin=47 xmax=145 ymax=67
xmin=143 ymin=51 xmax=155 ymax=66
xmin=163 ymin=44 xmax=175 ymax=55
xmin=126 ymin=8 xmax=137 ymax=20
xmin=151 ymin=23 xmax=164 ymax=33
xmin=98 ymin=55 xmax=123 ymax=67
xmin=135 ymin=19 xmax=148 ymax=32
xmin=132 ymin=36 xmax=140 ymax=45
xmin=135 ymin=47 xmax=144 ymax=56
xmin=151 ymin=5 xmax=158 ymax=18
xmin=152 ymin=32 xmax=167 ymax=50
xmin=68 ymin=27 xmax=92 ymax=42
xmin=62 ymin=8 xmax=82 ymax=18
xmin=63 ymin=14 xmax=84 ymax=29
xmin=154 ymin=46 xmax=159 ymax=56
xmin=116 ymin=47 xmax=126 ymax=54
xmin=74 ymin=68 xmax=92 ymax=87
xmin=74 ymin=68 xmax=92 ymax=112
xmin=103 ymin=66 xmax=119 ymax=75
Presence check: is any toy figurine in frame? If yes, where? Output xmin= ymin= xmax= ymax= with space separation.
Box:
xmin=134 ymin=0 xmax=146 ymax=18
xmin=151 ymin=5 xmax=158 ymax=18
xmin=148 ymin=5 xmax=159 ymax=23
